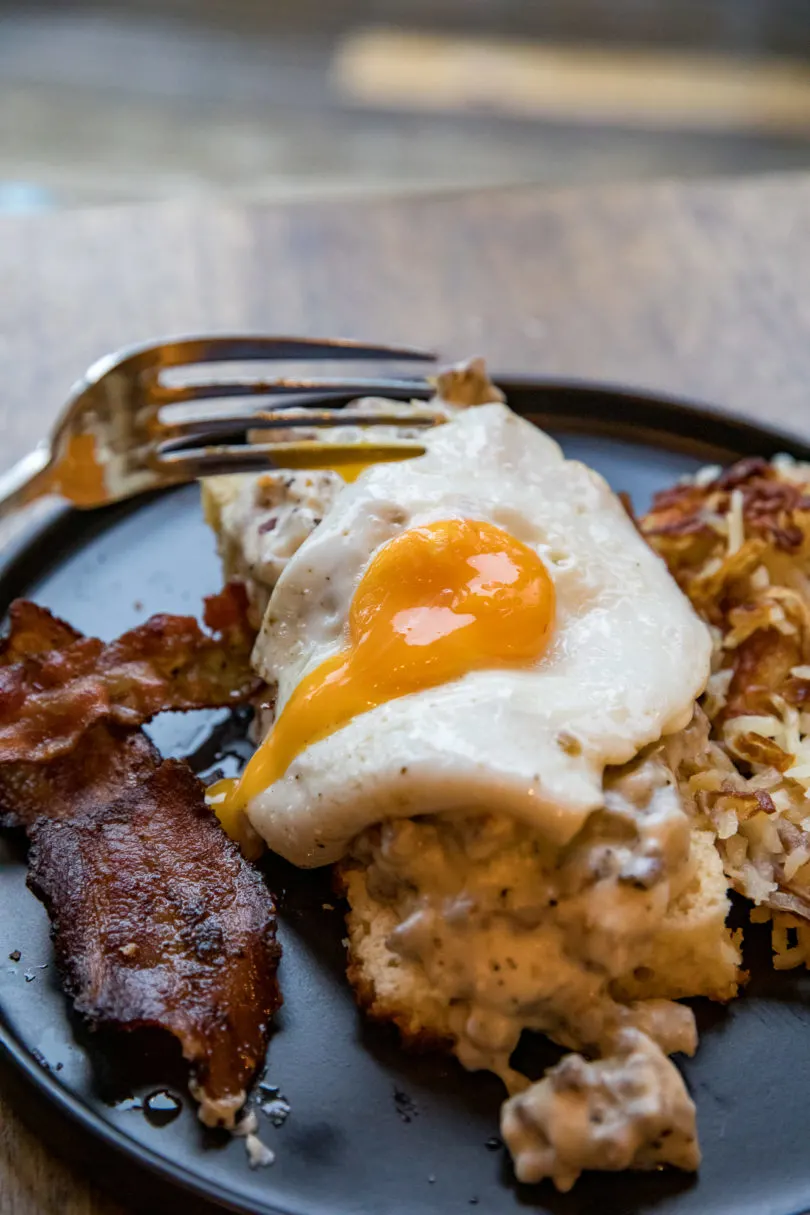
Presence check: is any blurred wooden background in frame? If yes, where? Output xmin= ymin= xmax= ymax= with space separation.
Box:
xmin=1 ymin=0 xmax=810 ymax=208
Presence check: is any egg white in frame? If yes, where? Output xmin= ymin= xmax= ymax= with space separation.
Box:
xmin=247 ymin=404 xmax=711 ymax=866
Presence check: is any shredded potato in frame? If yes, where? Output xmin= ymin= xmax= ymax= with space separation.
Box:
xmin=642 ymin=455 xmax=810 ymax=968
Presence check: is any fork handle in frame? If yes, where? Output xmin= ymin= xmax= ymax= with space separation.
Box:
xmin=0 ymin=446 xmax=55 ymax=528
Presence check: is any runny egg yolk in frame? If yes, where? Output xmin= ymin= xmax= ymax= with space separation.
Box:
xmin=221 ymin=518 xmax=555 ymax=816
xmin=333 ymin=460 xmax=373 ymax=484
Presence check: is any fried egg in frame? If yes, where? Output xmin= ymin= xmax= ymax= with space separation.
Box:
xmin=230 ymin=403 xmax=711 ymax=866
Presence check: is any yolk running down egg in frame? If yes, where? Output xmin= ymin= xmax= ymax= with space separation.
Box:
xmin=333 ymin=460 xmax=375 ymax=484
xmin=223 ymin=518 xmax=555 ymax=817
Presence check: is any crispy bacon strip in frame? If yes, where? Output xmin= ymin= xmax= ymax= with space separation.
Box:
xmin=0 ymin=604 xmax=81 ymax=660
xmin=0 ymin=603 xmax=161 ymax=830
xmin=0 ymin=584 xmax=260 ymax=764
xmin=0 ymin=721 xmax=160 ymax=831
xmin=0 ymin=591 xmax=279 ymax=1124
xmin=27 ymin=759 xmax=280 ymax=1127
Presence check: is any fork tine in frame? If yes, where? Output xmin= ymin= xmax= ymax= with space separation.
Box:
xmin=85 ymin=336 xmax=436 ymax=384
xmin=156 ymin=439 xmax=426 ymax=479
xmin=150 ymin=376 xmax=432 ymax=407
xmin=152 ymin=336 xmax=436 ymax=364
xmin=161 ymin=409 xmax=444 ymax=443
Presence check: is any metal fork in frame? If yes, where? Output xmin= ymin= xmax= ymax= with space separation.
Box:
xmin=0 ymin=335 xmax=438 ymax=524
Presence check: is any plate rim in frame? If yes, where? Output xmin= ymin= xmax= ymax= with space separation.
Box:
xmin=3 ymin=375 xmax=810 ymax=1215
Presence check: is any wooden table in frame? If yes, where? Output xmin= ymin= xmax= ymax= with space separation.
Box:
xmin=1 ymin=172 xmax=810 ymax=1213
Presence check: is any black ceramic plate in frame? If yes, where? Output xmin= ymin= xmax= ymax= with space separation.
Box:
xmin=3 ymin=380 xmax=810 ymax=1215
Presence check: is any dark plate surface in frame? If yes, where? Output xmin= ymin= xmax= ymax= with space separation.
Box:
xmin=2 ymin=380 xmax=810 ymax=1215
